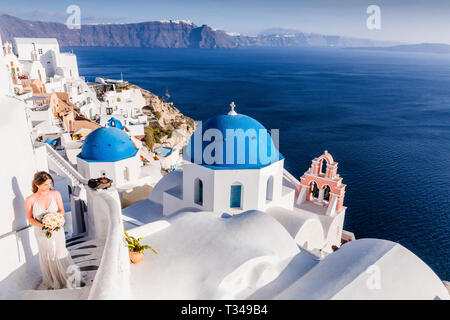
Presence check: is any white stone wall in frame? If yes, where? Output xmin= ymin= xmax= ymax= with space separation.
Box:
xmin=0 ymin=95 xmax=42 ymax=297
xmin=85 ymin=187 xmax=131 ymax=299
xmin=0 ymin=49 xmax=13 ymax=96
xmin=44 ymin=76 xmax=66 ymax=93
xmin=32 ymin=143 xmax=49 ymax=172
xmin=77 ymin=155 xmax=141 ymax=187
xmin=165 ymin=159 xmax=293 ymax=216
xmin=182 ymin=163 xmax=215 ymax=211
xmin=21 ymin=61 xmax=47 ymax=82
xmin=27 ymin=106 xmax=53 ymax=124
xmin=56 ymin=53 xmax=79 ymax=79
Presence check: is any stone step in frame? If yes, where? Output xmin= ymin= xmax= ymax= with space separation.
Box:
xmin=18 ymin=285 xmax=91 ymax=300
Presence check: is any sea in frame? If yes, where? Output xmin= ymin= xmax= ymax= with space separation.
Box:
xmin=67 ymin=46 xmax=450 ymax=280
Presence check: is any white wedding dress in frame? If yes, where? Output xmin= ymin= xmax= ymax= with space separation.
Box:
xmin=33 ymin=199 xmax=79 ymax=290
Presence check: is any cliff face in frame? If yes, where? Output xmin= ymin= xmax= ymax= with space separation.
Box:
xmin=130 ymin=84 xmax=195 ymax=150
xmin=0 ymin=15 xmax=198 ymax=48
xmin=0 ymin=14 xmax=395 ymax=48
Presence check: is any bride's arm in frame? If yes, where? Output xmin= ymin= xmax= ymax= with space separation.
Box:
xmin=54 ymin=191 xmax=65 ymax=215
xmin=25 ymin=197 xmax=44 ymax=228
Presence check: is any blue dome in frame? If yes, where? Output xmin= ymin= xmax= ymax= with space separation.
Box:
xmin=78 ymin=127 xmax=138 ymax=162
xmin=107 ymin=117 xmax=124 ymax=130
xmin=183 ymin=113 xmax=283 ymax=169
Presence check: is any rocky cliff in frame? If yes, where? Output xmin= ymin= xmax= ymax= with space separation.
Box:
xmin=0 ymin=14 xmax=396 ymax=48
xmin=129 ymin=84 xmax=195 ymax=151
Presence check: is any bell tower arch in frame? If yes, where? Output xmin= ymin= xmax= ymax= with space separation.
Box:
xmin=297 ymin=151 xmax=346 ymax=215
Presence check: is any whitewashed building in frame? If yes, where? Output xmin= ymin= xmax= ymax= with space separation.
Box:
xmin=99 ymin=88 xmax=147 ymax=126
xmin=155 ymin=105 xmax=343 ymax=253
xmin=13 ymin=38 xmax=79 ymax=80
xmin=66 ymin=78 xmax=104 ymax=119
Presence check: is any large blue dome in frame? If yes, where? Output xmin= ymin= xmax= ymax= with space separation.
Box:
xmin=78 ymin=127 xmax=138 ymax=162
xmin=183 ymin=113 xmax=283 ymax=169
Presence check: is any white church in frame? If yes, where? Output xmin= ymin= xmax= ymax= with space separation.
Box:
xmin=157 ymin=104 xmax=345 ymax=253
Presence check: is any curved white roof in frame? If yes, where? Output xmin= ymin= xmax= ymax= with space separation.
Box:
xmin=129 ymin=210 xmax=301 ymax=299
xmin=273 ymin=238 xmax=449 ymax=300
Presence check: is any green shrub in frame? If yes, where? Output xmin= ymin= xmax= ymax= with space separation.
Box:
xmin=144 ymin=126 xmax=155 ymax=151
xmin=124 ymin=229 xmax=158 ymax=254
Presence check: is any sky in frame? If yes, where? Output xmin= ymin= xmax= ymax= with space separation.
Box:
xmin=1 ymin=0 xmax=450 ymax=44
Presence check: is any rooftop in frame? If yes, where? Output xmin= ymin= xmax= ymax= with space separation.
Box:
xmin=14 ymin=37 xmax=59 ymax=45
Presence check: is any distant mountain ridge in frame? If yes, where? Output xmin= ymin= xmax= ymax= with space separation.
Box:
xmin=0 ymin=14 xmax=397 ymax=48
xmin=347 ymin=43 xmax=450 ymax=54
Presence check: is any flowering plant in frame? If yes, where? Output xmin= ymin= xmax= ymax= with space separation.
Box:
xmin=124 ymin=229 xmax=158 ymax=254
xmin=41 ymin=212 xmax=65 ymax=238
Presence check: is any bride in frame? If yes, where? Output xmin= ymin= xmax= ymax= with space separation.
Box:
xmin=24 ymin=171 xmax=80 ymax=290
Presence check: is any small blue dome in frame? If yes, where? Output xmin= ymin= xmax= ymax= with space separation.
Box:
xmin=78 ymin=127 xmax=138 ymax=162
xmin=183 ymin=113 xmax=283 ymax=169
xmin=107 ymin=117 xmax=124 ymax=130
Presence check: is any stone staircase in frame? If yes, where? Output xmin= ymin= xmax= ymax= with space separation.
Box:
xmin=66 ymin=234 xmax=104 ymax=287
xmin=45 ymin=143 xmax=88 ymax=187
xmin=18 ymin=234 xmax=104 ymax=300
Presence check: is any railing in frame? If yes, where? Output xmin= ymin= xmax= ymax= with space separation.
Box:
xmin=45 ymin=143 xmax=88 ymax=186
xmin=283 ymin=168 xmax=301 ymax=189
xmin=86 ymin=189 xmax=131 ymax=299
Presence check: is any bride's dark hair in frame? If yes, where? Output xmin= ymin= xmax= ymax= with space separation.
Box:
xmin=32 ymin=171 xmax=54 ymax=193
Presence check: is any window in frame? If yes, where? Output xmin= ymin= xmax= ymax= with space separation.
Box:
xmin=194 ymin=178 xmax=203 ymax=205
xmin=266 ymin=176 xmax=274 ymax=201
xmin=323 ymin=185 xmax=331 ymax=202
xmin=38 ymin=48 xmax=43 ymax=54
xmin=230 ymin=184 xmax=242 ymax=208
xmin=106 ymin=107 xmax=113 ymax=115
xmin=311 ymin=182 xmax=319 ymax=199
xmin=320 ymin=158 xmax=327 ymax=175
xmin=123 ymin=167 xmax=129 ymax=181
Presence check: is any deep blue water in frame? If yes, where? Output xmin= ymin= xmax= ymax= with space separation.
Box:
xmin=68 ymin=46 xmax=450 ymax=280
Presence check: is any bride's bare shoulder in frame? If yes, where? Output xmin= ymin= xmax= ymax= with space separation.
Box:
xmin=25 ymin=193 xmax=36 ymax=204
xmin=51 ymin=190 xmax=62 ymax=198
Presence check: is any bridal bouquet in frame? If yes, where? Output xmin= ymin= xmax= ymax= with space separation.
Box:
xmin=41 ymin=212 xmax=65 ymax=238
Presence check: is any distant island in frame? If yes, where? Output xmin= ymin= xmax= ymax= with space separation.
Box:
xmin=347 ymin=43 xmax=450 ymax=54
xmin=0 ymin=14 xmax=397 ymax=49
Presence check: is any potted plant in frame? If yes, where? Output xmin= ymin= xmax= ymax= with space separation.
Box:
xmin=124 ymin=229 xmax=158 ymax=264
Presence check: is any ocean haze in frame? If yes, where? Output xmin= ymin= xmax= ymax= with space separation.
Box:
xmin=70 ymin=46 xmax=450 ymax=280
